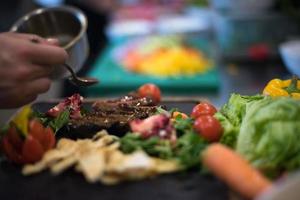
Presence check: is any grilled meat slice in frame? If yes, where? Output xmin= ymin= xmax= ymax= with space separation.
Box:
xmin=69 ymin=96 xmax=159 ymax=137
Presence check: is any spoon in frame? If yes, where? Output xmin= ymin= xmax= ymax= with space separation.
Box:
xmin=30 ymin=38 xmax=99 ymax=87
xmin=63 ymin=63 xmax=99 ymax=87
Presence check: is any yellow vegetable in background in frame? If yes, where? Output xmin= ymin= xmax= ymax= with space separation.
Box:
xmin=124 ymin=47 xmax=212 ymax=78
xmin=263 ymin=76 xmax=300 ymax=99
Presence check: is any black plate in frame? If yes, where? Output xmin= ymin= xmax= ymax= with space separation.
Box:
xmin=0 ymin=100 xmax=229 ymax=200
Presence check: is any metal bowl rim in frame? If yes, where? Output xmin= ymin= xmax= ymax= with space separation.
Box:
xmin=10 ymin=6 xmax=88 ymax=50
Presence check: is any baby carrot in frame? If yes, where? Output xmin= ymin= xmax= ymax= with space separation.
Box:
xmin=202 ymin=144 xmax=272 ymax=199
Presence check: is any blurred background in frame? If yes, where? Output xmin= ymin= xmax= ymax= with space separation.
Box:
xmin=1 ymin=0 xmax=300 ymax=122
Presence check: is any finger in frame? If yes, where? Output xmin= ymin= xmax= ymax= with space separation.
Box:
xmin=10 ymin=77 xmax=51 ymax=98
xmin=9 ymin=78 xmax=51 ymax=107
xmin=8 ymin=32 xmax=46 ymax=44
xmin=25 ymin=64 xmax=54 ymax=81
xmin=0 ymin=77 xmax=51 ymax=108
xmin=3 ymin=64 xmax=53 ymax=82
xmin=46 ymin=38 xmax=60 ymax=46
xmin=23 ymin=77 xmax=52 ymax=95
xmin=9 ymin=32 xmax=60 ymax=46
xmin=20 ymin=41 xmax=68 ymax=66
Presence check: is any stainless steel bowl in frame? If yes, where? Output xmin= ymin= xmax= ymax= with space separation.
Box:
xmin=10 ymin=6 xmax=89 ymax=79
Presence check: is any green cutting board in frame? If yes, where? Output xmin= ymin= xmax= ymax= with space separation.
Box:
xmin=85 ymin=38 xmax=220 ymax=97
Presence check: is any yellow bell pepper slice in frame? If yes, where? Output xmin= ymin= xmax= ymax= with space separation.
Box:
xmin=11 ymin=105 xmax=32 ymax=136
xmin=263 ymin=76 xmax=300 ymax=99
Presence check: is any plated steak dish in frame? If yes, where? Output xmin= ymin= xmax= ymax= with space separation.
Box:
xmin=2 ymin=78 xmax=300 ymax=199
xmin=70 ymin=94 xmax=159 ymax=137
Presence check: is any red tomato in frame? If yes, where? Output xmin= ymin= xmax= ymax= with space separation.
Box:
xmin=41 ymin=127 xmax=56 ymax=151
xmin=29 ymin=119 xmax=56 ymax=151
xmin=29 ymin=119 xmax=45 ymax=142
xmin=193 ymin=115 xmax=223 ymax=142
xmin=7 ymin=126 xmax=23 ymax=152
xmin=1 ymin=119 xmax=56 ymax=164
xmin=248 ymin=44 xmax=270 ymax=61
xmin=22 ymin=135 xmax=44 ymax=163
xmin=1 ymin=137 xmax=23 ymax=164
xmin=191 ymin=102 xmax=217 ymax=119
xmin=138 ymin=83 xmax=161 ymax=103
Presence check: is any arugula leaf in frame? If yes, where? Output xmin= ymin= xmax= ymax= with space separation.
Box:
xmin=169 ymin=108 xmax=178 ymax=114
xmin=49 ymin=109 xmax=70 ymax=133
xmin=175 ymin=131 xmax=208 ymax=169
xmin=120 ymin=108 xmax=208 ymax=170
xmin=120 ymin=133 xmax=174 ymax=159
xmin=32 ymin=109 xmax=71 ymax=134
xmin=174 ymin=117 xmax=193 ymax=130
xmin=32 ymin=111 xmax=51 ymax=126
xmin=155 ymin=106 xmax=170 ymax=116
xmin=120 ymin=131 xmax=208 ymax=169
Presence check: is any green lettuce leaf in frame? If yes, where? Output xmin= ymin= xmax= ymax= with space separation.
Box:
xmin=237 ymin=97 xmax=300 ymax=176
xmin=215 ymin=94 xmax=264 ymax=148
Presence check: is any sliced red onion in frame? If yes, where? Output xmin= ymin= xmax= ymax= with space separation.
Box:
xmin=46 ymin=93 xmax=83 ymax=119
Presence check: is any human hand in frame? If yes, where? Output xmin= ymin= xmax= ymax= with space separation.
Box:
xmin=0 ymin=32 xmax=68 ymax=108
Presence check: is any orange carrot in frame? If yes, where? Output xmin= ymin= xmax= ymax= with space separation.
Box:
xmin=202 ymin=144 xmax=272 ymax=199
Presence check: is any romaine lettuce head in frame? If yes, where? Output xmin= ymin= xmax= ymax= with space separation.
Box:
xmin=215 ymin=94 xmax=264 ymax=148
xmin=237 ymin=97 xmax=300 ymax=175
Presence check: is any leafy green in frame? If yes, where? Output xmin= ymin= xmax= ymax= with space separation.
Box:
xmin=155 ymin=106 xmax=171 ymax=115
xmin=215 ymin=94 xmax=264 ymax=148
xmin=120 ymin=133 xmax=173 ymax=159
xmin=173 ymin=116 xmax=194 ymax=133
xmin=32 ymin=109 xmax=70 ymax=134
xmin=32 ymin=111 xmax=50 ymax=125
xmin=120 ymin=114 xmax=208 ymax=169
xmin=48 ymin=110 xmax=70 ymax=133
xmin=120 ymin=131 xmax=207 ymax=169
xmin=174 ymin=131 xmax=208 ymax=169
xmin=236 ymin=97 xmax=300 ymax=177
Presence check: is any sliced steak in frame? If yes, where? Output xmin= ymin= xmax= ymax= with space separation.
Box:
xmin=69 ymin=95 xmax=159 ymax=137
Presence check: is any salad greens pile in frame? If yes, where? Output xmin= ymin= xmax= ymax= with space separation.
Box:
xmin=215 ymin=94 xmax=264 ymax=148
xmin=216 ymin=94 xmax=300 ymax=177
xmin=120 ymin=115 xmax=208 ymax=169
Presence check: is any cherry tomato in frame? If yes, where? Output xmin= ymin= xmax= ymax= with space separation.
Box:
xmin=22 ymin=135 xmax=44 ymax=163
xmin=193 ymin=115 xmax=223 ymax=142
xmin=138 ymin=83 xmax=161 ymax=103
xmin=191 ymin=102 xmax=217 ymax=119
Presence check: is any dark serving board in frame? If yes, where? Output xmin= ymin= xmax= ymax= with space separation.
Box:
xmin=0 ymin=100 xmax=230 ymax=200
